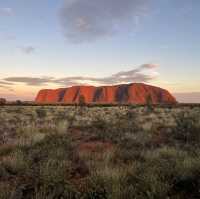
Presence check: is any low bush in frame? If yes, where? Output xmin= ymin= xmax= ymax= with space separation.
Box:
xmin=172 ymin=111 xmax=200 ymax=145
xmin=36 ymin=108 xmax=47 ymax=119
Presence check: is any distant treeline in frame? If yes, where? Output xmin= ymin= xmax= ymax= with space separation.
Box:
xmin=0 ymin=100 xmax=200 ymax=108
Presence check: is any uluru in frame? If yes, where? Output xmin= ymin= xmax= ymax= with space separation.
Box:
xmin=35 ymin=83 xmax=176 ymax=104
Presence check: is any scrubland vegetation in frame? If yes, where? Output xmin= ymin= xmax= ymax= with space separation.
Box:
xmin=0 ymin=105 xmax=200 ymax=199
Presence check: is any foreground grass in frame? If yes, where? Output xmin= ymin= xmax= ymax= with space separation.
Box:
xmin=0 ymin=105 xmax=200 ymax=199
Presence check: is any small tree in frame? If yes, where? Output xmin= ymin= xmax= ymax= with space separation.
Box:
xmin=146 ymin=94 xmax=153 ymax=112
xmin=78 ymin=95 xmax=86 ymax=115
xmin=79 ymin=95 xmax=86 ymax=106
xmin=16 ymin=100 xmax=22 ymax=105
xmin=36 ymin=108 xmax=47 ymax=118
xmin=0 ymin=98 xmax=6 ymax=105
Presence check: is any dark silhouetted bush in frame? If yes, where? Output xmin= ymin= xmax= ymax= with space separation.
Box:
xmin=36 ymin=108 xmax=47 ymax=118
xmin=0 ymin=98 xmax=6 ymax=105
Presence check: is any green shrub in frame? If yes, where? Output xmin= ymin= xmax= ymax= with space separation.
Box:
xmin=36 ymin=108 xmax=47 ymax=118
xmin=172 ymin=112 xmax=200 ymax=145
xmin=1 ymin=150 xmax=30 ymax=175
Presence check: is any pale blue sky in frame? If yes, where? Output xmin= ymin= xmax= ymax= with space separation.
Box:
xmin=0 ymin=0 xmax=200 ymax=101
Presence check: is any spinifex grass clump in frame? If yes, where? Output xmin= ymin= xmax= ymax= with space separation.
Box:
xmin=172 ymin=111 xmax=200 ymax=145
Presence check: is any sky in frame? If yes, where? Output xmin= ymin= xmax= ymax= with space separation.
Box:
xmin=0 ymin=0 xmax=200 ymax=102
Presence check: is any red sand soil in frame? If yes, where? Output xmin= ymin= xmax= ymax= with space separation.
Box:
xmin=78 ymin=141 xmax=113 ymax=153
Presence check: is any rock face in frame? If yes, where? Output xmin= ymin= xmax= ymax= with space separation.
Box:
xmin=35 ymin=83 xmax=176 ymax=104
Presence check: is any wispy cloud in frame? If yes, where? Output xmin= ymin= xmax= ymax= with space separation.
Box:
xmin=0 ymin=7 xmax=13 ymax=16
xmin=4 ymin=77 xmax=53 ymax=86
xmin=0 ymin=83 xmax=14 ymax=91
xmin=3 ymin=63 xmax=159 ymax=87
xmin=60 ymin=0 xmax=151 ymax=43
xmin=20 ymin=46 xmax=35 ymax=54
xmin=0 ymin=81 xmax=14 ymax=91
xmin=0 ymin=81 xmax=14 ymax=85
